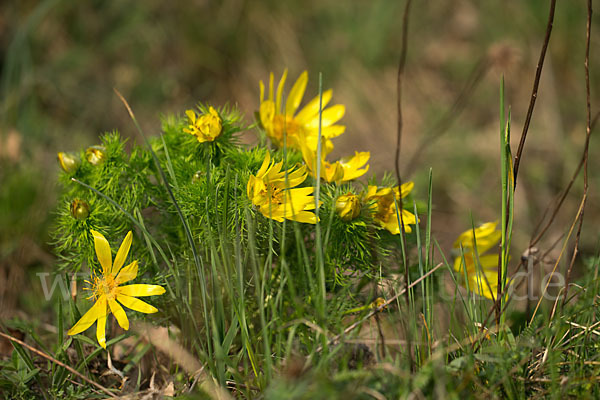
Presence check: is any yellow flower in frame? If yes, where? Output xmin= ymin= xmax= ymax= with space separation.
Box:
xmin=453 ymin=222 xmax=502 ymax=300
xmin=184 ymin=106 xmax=222 ymax=142
xmin=247 ymin=152 xmax=318 ymax=224
xmin=364 ymin=182 xmax=417 ymax=234
xmin=258 ymin=69 xmax=345 ymax=152
xmin=335 ymin=193 xmax=361 ymax=221
xmin=68 ymin=230 xmax=165 ymax=349
xmin=299 ymin=140 xmax=369 ymax=183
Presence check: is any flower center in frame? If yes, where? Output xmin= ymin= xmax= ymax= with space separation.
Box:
xmin=272 ymin=115 xmax=301 ymax=142
xmin=259 ymin=183 xmax=284 ymax=206
xmin=87 ymin=273 xmax=118 ymax=301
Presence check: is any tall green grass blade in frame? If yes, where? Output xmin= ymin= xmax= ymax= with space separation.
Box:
xmin=315 ymin=72 xmax=326 ymax=319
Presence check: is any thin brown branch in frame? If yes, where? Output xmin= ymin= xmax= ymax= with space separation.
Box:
xmin=394 ymin=0 xmax=414 ymax=370
xmin=530 ymin=111 xmax=599 ymax=247
xmin=0 ymin=331 xmax=117 ymax=398
xmin=395 ymin=0 xmax=412 ymax=185
xmin=562 ymin=0 xmax=593 ymax=305
xmin=512 ymin=0 xmax=557 ymax=190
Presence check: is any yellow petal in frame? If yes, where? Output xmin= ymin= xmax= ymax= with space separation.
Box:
xmin=396 ymin=181 xmax=415 ymax=199
xmin=454 ymin=254 xmax=469 ymax=273
xmin=115 ymin=260 xmax=138 ymax=284
xmin=108 ymin=298 xmax=129 ymax=330
xmin=341 ymin=152 xmax=370 ymax=181
xmin=478 ymin=254 xmax=500 ymax=271
xmin=453 ymin=221 xmax=501 ymax=254
xmin=259 ymin=80 xmax=265 ymax=103
xmin=112 ymin=231 xmax=132 ymax=276
xmin=285 ymin=71 xmax=308 ymax=117
xmin=91 ymin=230 xmax=112 ymax=276
xmin=118 ymin=284 xmax=165 ymax=297
xmin=256 ymin=151 xmax=271 ymax=178
xmin=259 ymin=101 xmax=275 ymax=130
xmin=364 ymin=185 xmax=378 ymax=201
xmin=469 ymin=271 xmax=498 ymax=300
xmin=275 ymin=69 xmax=288 ymax=113
xmin=117 ymin=294 xmax=158 ymax=314
xmin=302 ymin=135 xmax=335 ymax=155
xmin=305 ymin=105 xmax=345 ymax=129
xmin=96 ymin=309 xmax=107 ymax=349
xmin=290 ymin=210 xmax=318 ymax=224
xmin=295 ymin=89 xmax=333 ymax=123
xmin=185 ymin=110 xmax=196 ymax=124
xmin=320 ymin=125 xmax=346 ymax=139
xmin=268 ymin=72 xmax=274 ymax=101
xmin=476 ymin=231 xmax=502 ymax=254
xmin=383 ymin=209 xmax=416 ymax=235
xmin=67 ymin=295 xmax=106 ymax=336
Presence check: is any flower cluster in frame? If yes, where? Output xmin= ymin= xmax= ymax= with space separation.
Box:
xmin=452 ymin=221 xmax=501 ymax=300
xmin=253 ymin=69 xmax=416 ymax=235
xmin=57 ymin=68 xmax=424 ymax=352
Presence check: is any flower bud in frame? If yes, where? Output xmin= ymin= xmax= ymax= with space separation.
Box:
xmin=184 ymin=107 xmax=222 ymax=143
xmin=57 ymin=152 xmax=80 ymax=173
xmin=323 ymin=161 xmax=344 ymax=183
xmin=85 ymin=145 xmax=106 ymax=166
xmin=369 ymin=297 xmax=387 ymax=310
xmin=70 ymin=199 xmax=90 ymax=220
xmin=335 ymin=193 xmax=361 ymax=222
xmin=192 ymin=170 xmax=205 ymax=184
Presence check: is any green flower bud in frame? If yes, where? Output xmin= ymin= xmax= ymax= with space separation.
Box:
xmin=85 ymin=145 xmax=106 ymax=166
xmin=70 ymin=199 xmax=90 ymax=220
xmin=57 ymin=152 xmax=80 ymax=173
xmin=192 ymin=170 xmax=205 ymax=184
xmin=335 ymin=193 xmax=361 ymax=222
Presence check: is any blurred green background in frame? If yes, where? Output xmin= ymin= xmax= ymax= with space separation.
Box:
xmin=1 ymin=0 xmax=598 ymax=319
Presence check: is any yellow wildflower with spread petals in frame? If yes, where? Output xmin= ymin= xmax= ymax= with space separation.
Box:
xmin=184 ymin=106 xmax=222 ymax=142
xmin=453 ymin=222 xmax=502 ymax=300
xmin=259 ymin=69 xmax=345 ymax=152
xmin=247 ymin=152 xmax=319 ymax=224
xmin=364 ymin=182 xmax=417 ymax=234
xmin=68 ymin=230 xmax=165 ymax=349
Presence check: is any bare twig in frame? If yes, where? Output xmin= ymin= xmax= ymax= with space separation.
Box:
xmin=529 ymin=111 xmax=598 ymax=247
xmin=480 ymin=0 xmax=557 ymax=334
xmin=394 ymin=0 xmax=414 ymax=370
xmin=562 ymin=0 xmax=593 ymax=305
xmin=0 ymin=331 xmax=117 ymax=398
xmin=394 ymin=0 xmax=412 ymax=185
xmin=512 ymin=0 xmax=557 ymax=189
